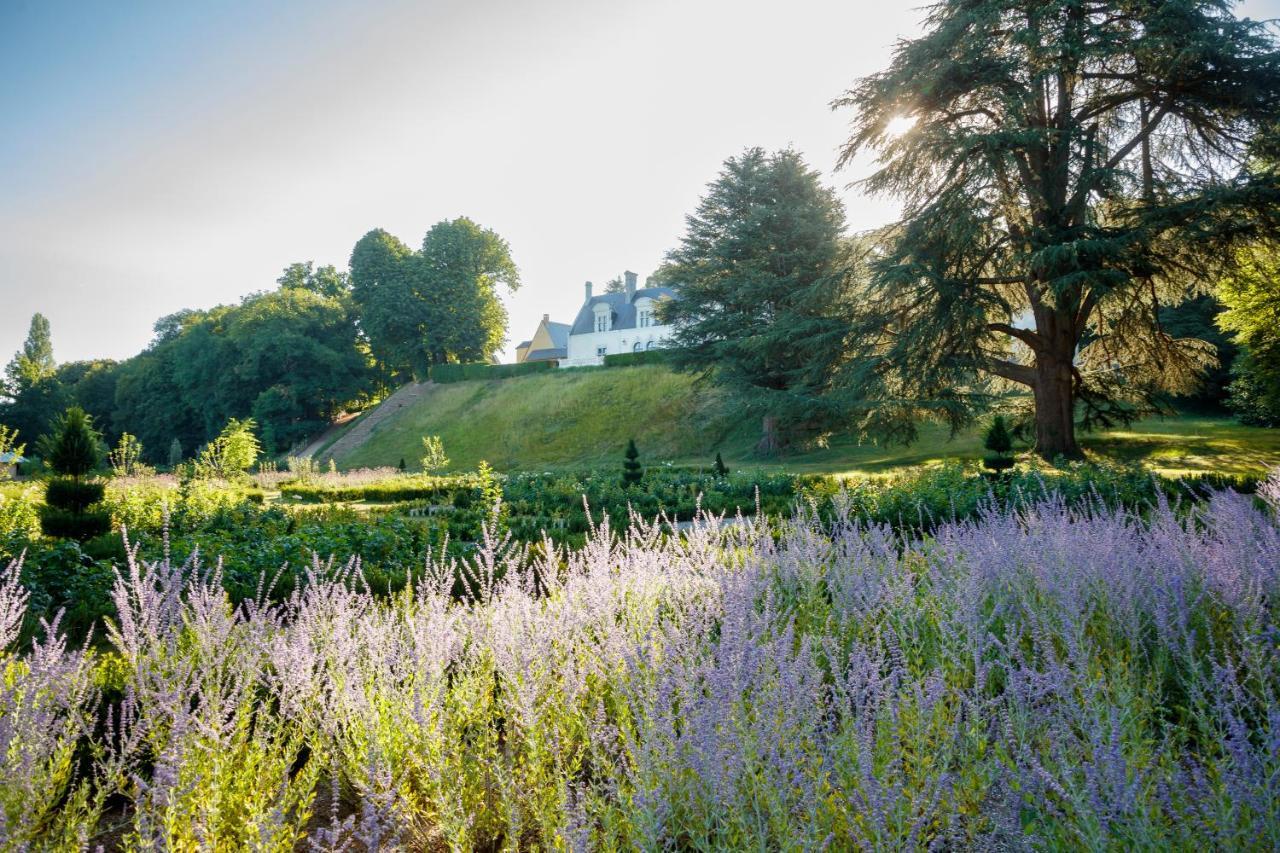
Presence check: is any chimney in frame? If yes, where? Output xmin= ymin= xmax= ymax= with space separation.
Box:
xmin=624 ymin=270 xmax=638 ymax=299
xmin=584 ymin=280 xmax=593 ymax=301
xmin=542 ymin=313 xmax=550 ymax=324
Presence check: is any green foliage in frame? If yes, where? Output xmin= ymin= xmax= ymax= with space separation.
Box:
xmin=834 ymin=0 xmax=1280 ymax=458
xmin=1160 ymin=295 xmax=1237 ymax=412
xmin=3 ymin=313 xmax=55 ymax=394
xmin=601 ymin=350 xmax=670 ymax=368
xmin=713 ymin=452 xmax=729 ymax=478
xmin=0 ymin=425 xmax=23 ymax=479
xmin=418 ymin=218 xmax=521 ymax=366
xmin=622 ymin=439 xmax=642 ymax=487
xmin=280 ymin=473 xmax=478 ymax=503
xmin=167 ymin=437 xmax=183 ymax=468
xmin=107 ymin=432 xmax=146 ymax=477
xmin=419 ymin=435 xmax=449 ymax=472
xmin=351 ymin=220 xmax=520 ymax=379
xmin=276 ymin=260 xmax=350 ymax=299
xmin=349 ymin=228 xmax=422 ymax=379
xmin=0 ymin=484 xmax=40 ymax=545
xmin=428 ymin=360 xmax=553 ymax=383
xmin=1218 ymin=245 xmax=1280 ymax=426
xmin=1 ymin=313 xmax=66 ymax=443
xmin=112 ymin=285 xmax=376 ymax=458
xmin=38 ymin=506 xmax=111 ymax=541
xmin=475 ymin=460 xmax=504 ymax=532
xmin=982 ymin=415 xmax=1015 ymax=474
xmin=44 ymin=479 xmax=106 ymax=513
xmin=196 ymin=418 xmax=261 ymax=479
xmin=38 ymin=407 xmax=103 ymax=479
xmin=663 ymin=148 xmax=852 ymax=452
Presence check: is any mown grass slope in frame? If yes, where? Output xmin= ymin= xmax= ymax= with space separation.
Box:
xmin=327 ymin=365 xmax=1280 ymax=477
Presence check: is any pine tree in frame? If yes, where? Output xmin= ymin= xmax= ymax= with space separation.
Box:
xmin=622 ymin=439 xmax=643 ymax=487
xmin=663 ymin=148 xmax=854 ymax=453
xmin=982 ymin=415 xmax=1016 ymax=475
xmin=713 ymin=452 xmax=729 ymax=478
xmin=834 ymin=0 xmax=1280 ymax=459
xmin=38 ymin=407 xmax=103 ymax=481
xmin=168 ymin=437 xmax=184 ymax=468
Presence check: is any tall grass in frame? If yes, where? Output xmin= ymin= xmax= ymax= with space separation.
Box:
xmin=1 ymin=473 xmax=1278 ymax=848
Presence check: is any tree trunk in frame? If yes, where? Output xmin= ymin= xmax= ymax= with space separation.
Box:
xmin=1031 ymin=352 xmax=1081 ymax=460
xmin=756 ymin=415 xmax=782 ymax=456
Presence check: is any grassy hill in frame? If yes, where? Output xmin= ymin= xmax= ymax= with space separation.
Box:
xmin=320 ymin=364 xmax=1280 ymax=477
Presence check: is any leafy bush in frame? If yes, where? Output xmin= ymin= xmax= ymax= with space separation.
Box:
xmin=0 ymin=485 xmax=40 ymax=545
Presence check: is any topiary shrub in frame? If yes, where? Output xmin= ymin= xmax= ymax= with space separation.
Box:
xmin=38 ymin=506 xmax=111 ymax=541
xmin=713 ymin=452 xmax=729 ymax=478
xmin=622 ymin=440 xmax=643 ymax=487
xmin=982 ymin=415 xmax=1016 ymax=476
xmin=43 ymin=479 xmax=105 ymax=514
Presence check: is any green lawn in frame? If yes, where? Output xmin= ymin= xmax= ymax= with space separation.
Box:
xmin=328 ymin=366 xmax=1279 ymax=479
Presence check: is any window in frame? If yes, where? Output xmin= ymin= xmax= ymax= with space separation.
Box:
xmin=633 ymin=341 xmax=642 ymax=353
xmin=593 ymin=305 xmax=611 ymax=332
xmin=596 ymin=346 xmax=607 ymax=357
xmin=638 ymin=309 xmax=650 ymax=328
xmin=645 ymin=341 xmax=656 ymax=351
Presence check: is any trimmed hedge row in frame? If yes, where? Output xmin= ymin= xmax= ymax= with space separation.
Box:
xmin=602 ymin=349 xmax=671 ymax=367
xmin=280 ymin=473 xmax=482 ymax=503
xmin=429 ymin=361 xmax=554 ymax=384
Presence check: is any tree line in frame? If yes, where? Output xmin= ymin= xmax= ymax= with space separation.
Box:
xmin=1 ymin=218 xmax=518 ymax=461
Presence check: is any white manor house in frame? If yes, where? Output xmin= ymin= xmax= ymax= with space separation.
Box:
xmin=514 ymin=270 xmax=677 ymax=368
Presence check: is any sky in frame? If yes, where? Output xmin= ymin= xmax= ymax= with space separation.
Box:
xmin=2 ymin=0 xmax=1278 ymax=365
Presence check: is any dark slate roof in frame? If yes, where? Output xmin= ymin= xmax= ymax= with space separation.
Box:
xmin=569 ymin=287 xmax=677 ymax=336
xmin=545 ymin=321 xmax=571 ymax=349
xmin=515 ymin=340 xmax=532 ymax=350
xmin=524 ymin=347 xmax=566 ymax=362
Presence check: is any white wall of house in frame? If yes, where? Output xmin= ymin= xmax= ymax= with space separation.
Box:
xmin=563 ymin=322 xmax=674 ymax=367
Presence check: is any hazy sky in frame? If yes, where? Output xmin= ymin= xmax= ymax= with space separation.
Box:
xmin=3 ymin=0 xmax=1278 ymax=364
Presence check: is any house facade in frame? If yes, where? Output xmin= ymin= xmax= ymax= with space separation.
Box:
xmin=562 ymin=271 xmax=677 ymax=367
xmin=514 ymin=314 xmax=571 ymax=364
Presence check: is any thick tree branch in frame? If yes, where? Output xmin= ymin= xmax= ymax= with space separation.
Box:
xmin=986 ymin=357 xmax=1036 ymax=387
xmin=987 ymin=322 xmax=1042 ymax=348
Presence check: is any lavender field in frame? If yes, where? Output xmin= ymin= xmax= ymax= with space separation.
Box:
xmin=3 ymin=475 xmax=1279 ymax=850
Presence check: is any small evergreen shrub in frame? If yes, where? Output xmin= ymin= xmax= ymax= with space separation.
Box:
xmin=38 ymin=506 xmax=111 ymax=541
xmin=622 ymin=439 xmax=643 ymax=487
xmin=37 ymin=407 xmax=103 ymax=480
xmin=713 ymin=452 xmax=729 ymax=478
xmin=44 ymin=479 xmax=105 ymax=513
xmin=982 ymin=415 xmax=1016 ymax=475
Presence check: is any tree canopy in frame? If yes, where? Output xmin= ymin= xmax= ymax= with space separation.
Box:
xmin=834 ymin=0 xmax=1280 ymax=458
xmin=1217 ymin=244 xmax=1280 ymax=424
xmin=662 ymin=148 xmax=853 ymax=452
xmin=350 ymin=219 xmax=520 ymax=379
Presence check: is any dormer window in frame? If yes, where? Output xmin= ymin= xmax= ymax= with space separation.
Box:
xmin=635 ymin=297 xmax=655 ymax=328
xmin=593 ymin=303 xmax=611 ymax=332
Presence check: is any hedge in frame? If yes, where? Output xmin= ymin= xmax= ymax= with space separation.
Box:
xmin=280 ymin=473 xmax=483 ymax=504
xmin=602 ymin=349 xmax=671 ymax=367
xmin=430 ymin=361 xmax=555 ymax=384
